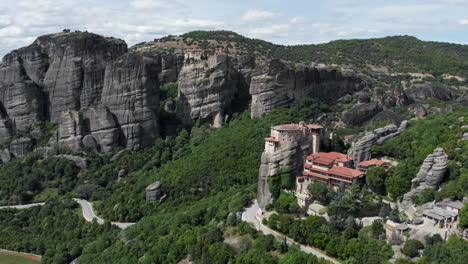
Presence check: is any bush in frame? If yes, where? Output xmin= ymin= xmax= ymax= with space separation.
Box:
xmin=402 ymin=239 xmax=424 ymax=258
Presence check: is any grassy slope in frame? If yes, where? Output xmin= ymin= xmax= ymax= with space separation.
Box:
xmin=0 ymin=252 xmax=40 ymax=264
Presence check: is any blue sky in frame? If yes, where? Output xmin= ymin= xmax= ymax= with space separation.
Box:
xmin=0 ymin=0 xmax=467 ymax=57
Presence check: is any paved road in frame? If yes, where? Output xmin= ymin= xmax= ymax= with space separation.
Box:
xmin=0 ymin=199 xmax=135 ymax=229
xmin=242 ymin=200 xmax=341 ymax=264
xmin=0 ymin=202 xmax=45 ymax=209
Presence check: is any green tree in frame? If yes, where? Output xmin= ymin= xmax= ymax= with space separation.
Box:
xmin=401 ymin=239 xmax=423 ymax=258
xmin=366 ymin=166 xmax=387 ymax=194
xmin=459 ymin=203 xmax=468 ymax=229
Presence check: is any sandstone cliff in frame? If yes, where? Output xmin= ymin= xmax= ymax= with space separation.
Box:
xmin=250 ymin=60 xmax=366 ymax=118
xmin=0 ymin=31 xmax=372 ymax=157
xmin=176 ymin=56 xmax=239 ymax=127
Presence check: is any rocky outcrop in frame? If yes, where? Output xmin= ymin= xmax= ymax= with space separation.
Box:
xmin=402 ymin=148 xmax=448 ymax=207
xmin=250 ymin=60 xmax=366 ymax=118
xmin=407 ymin=83 xmax=456 ymax=101
xmin=55 ymin=154 xmax=88 ymax=169
xmin=34 ymin=146 xmax=58 ymax=158
xmin=176 ymin=55 xmax=238 ymax=127
xmin=342 ymin=102 xmax=382 ymax=126
xmin=0 ymin=114 xmax=13 ymax=143
xmin=349 ymin=121 xmax=408 ymax=164
xmin=257 ymin=141 xmax=310 ymax=209
xmin=370 ymin=110 xmax=405 ymax=125
xmin=146 ymin=181 xmax=164 ymax=202
xmin=412 ymin=148 xmax=448 ymax=188
xmin=9 ymin=137 xmax=33 ymax=158
xmin=0 ymin=148 xmax=11 ymax=163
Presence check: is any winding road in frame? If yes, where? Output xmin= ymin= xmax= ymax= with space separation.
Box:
xmin=0 ymin=199 xmax=135 ymax=229
xmin=242 ymin=200 xmax=341 ymax=264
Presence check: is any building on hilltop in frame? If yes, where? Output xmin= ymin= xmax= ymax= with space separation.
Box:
xmin=264 ymin=122 xmax=322 ymax=154
xmin=184 ymin=48 xmax=206 ymax=61
xmin=257 ymin=122 xmax=322 ymax=209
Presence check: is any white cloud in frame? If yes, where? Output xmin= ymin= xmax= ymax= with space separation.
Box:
xmin=248 ymin=24 xmax=290 ymax=38
xmin=459 ymin=19 xmax=468 ymax=24
xmin=129 ymin=0 xmax=180 ymax=10
xmin=241 ymin=9 xmax=278 ymax=23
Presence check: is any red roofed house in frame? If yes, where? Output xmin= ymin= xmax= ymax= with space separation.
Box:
xmin=296 ymin=152 xmax=365 ymax=207
xmin=356 ymin=159 xmax=390 ymax=172
xmin=264 ymin=122 xmax=322 ymax=154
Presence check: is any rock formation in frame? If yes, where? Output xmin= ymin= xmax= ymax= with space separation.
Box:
xmin=0 ymin=31 xmax=370 ymax=158
xmin=146 ymin=181 xmax=164 ymax=202
xmin=349 ymin=121 xmax=408 ymax=164
xmin=402 ymin=148 xmax=449 ymax=207
xmin=101 ymin=52 xmax=161 ymax=150
xmin=412 ymin=148 xmax=448 ymax=188
xmin=0 ymin=149 xmax=11 ymax=163
xmin=407 ymin=83 xmax=456 ymax=101
xmin=342 ymin=102 xmax=382 ymax=126
xmin=176 ymin=55 xmax=238 ymax=127
xmin=9 ymin=137 xmax=33 ymax=158
xmin=250 ymin=60 xmax=366 ymax=118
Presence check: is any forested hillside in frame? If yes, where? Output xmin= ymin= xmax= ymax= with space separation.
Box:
xmin=150 ymin=31 xmax=468 ymax=78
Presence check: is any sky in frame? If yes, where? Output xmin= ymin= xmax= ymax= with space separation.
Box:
xmin=0 ymin=0 xmax=467 ymax=58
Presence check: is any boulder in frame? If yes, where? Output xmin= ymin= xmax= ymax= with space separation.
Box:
xmin=9 ymin=137 xmax=33 ymax=158
xmin=146 ymin=181 xmax=163 ymax=202
xmin=412 ymin=148 xmax=448 ymax=188
xmin=34 ymin=146 xmax=58 ymax=158
xmin=110 ymin=149 xmax=128 ymax=162
xmin=0 ymin=148 xmax=11 ymax=163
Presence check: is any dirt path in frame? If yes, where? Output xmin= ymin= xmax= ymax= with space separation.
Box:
xmin=0 ymin=248 xmax=41 ymax=262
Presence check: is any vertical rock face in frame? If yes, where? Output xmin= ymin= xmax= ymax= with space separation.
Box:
xmin=257 ymin=143 xmax=310 ymax=209
xmin=349 ymin=121 xmax=408 ymax=164
xmin=250 ymin=59 xmax=295 ymax=119
xmin=176 ymin=56 xmax=238 ymax=127
xmin=249 ymin=60 xmax=366 ymax=118
xmin=0 ymin=113 xmax=13 ymax=143
xmin=0 ymin=51 xmax=46 ymax=131
xmin=102 ymin=52 xmax=160 ymax=150
xmin=38 ymin=32 xmax=127 ymax=122
xmin=159 ymin=54 xmax=183 ymax=84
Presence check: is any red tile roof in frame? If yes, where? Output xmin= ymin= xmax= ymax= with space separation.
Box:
xmin=307 ymin=124 xmax=323 ymax=129
xmin=307 ymin=152 xmax=352 ymax=163
xmin=303 ymin=171 xmax=353 ymax=184
xmin=272 ymin=123 xmax=322 ymax=131
xmin=265 ymin=137 xmax=279 ymax=142
xmin=357 ymin=159 xmax=389 ymax=167
xmin=304 ymin=165 xmax=364 ymax=179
